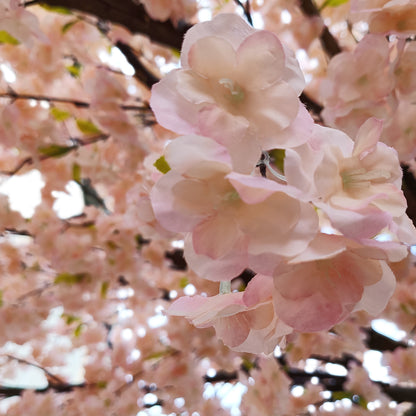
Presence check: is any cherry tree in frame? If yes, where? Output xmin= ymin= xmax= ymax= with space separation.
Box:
xmin=1 ymin=0 xmax=416 ymax=415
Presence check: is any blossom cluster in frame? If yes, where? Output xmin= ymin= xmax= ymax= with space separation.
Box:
xmin=321 ymin=7 xmax=416 ymax=162
xmin=149 ymin=13 xmax=416 ymax=354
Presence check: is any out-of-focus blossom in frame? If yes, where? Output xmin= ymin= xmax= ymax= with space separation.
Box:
xmin=350 ymin=0 xmax=416 ymax=37
xmin=168 ymin=274 xmax=292 ymax=354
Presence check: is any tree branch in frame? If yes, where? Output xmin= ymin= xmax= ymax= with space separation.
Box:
xmin=115 ymin=41 xmax=160 ymax=88
xmin=0 ymin=134 xmax=109 ymax=176
xmin=298 ymin=0 xmax=342 ymax=58
xmin=0 ymin=90 xmax=150 ymax=112
xmin=32 ymin=0 xmax=190 ymax=50
xmin=233 ymin=0 xmax=253 ymax=26
xmin=0 ymin=382 xmax=86 ymax=398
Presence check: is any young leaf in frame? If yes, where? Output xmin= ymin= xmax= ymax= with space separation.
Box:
xmin=154 ymin=155 xmax=171 ymax=174
xmin=72 ymin=163 xmax=81 ymax=183
xmin=61 ymin=313 xmax=81 ymax=325
xmin=74 ymin=323 xmax=84 ymax=337
xmin=38 ymin=144 xmax=75 ymax=158
xmin=50 ymin=107 xmax=71 ymax=122
xmin=62 ymin=19 xmax=79 ymax=34
xmin=54 ymin=272 xmax=88 ymax=285
xmin=269 ymin=149 xmax=286 ymax=174
xmin=0 ymin=31 xmax=20 ymax=45
xmin=320 ymin=0 xmax=349 ymax=10
xmin=66 ymin=62 xmax=82 ymax=78
xmin=100 ymin=281 xmax=109 ymax=299
xmin=76 ymin=119 xmax=102 ymax=135
xmin=40 ymin=4 xmax=72 ymax=14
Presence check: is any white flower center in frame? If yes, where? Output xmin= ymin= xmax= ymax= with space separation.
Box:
xmin=341 ymin=167 xmax=391 ymax=190
xmin=218 ymin=78 xmax=245 ymax=102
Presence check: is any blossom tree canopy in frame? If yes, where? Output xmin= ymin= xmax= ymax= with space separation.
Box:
xmin=2 ymin=0 xmax=416 ymax=415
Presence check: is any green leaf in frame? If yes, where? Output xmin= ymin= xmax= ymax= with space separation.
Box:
xmin=154 ymin=155 xmax=171 ymax=174
xmin=76 ymin=119 xmax=102 ymax=135
xmin=72 ymin=163 xmax=81 ymax=182
xmin=61 ymin=313 xmax=80 ymax=325
xmin=241 ymin=357 xmax=255 ymax=372
xmin=40 ymin=4 xmax=72 ymax=14
xmin=269 ymin=149 xmax=285 ymax=174
xmin=96 ymin=381 xmax=108 ymax=389
xmin=38 ymin=144 xmax=75 ymax=158
xmin=320 ymin=0 xmax=349 ymax=10
xmin=0 ymin=30 xmax=20 ymax=45
xmin=50 ymin=107 xmax=71 ymax=122
xmin=0 ymin=290 xmax=3 ymax=307
xmin=179 ymin=276 xmax=189 ymax=289
xmin=54 ymin=272 xmax=88 ymax=285
xmin=74 ymin=323 xmax=84 ymax=337
xmin=61 ymin=19 xmax=79 ymax=34
xmin=332 ymin=391 xmax=353 ymax=401
xmin=144 ymin=349 xmax=173 ymax=361
xmin=100 ymin=281 xmax=109 ymax=299
xmin=66 ymin=62 xmax=82 ymax=78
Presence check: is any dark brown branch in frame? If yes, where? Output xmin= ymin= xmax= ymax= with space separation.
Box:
xmin=5 ymin=355 xmax=65 ymax=385
xmin=34 ymin=0 xmax=190 ymax=50
xmin=365 ymin=327 xmax=409 ymax=352
xmin=298 ymin=0 xmax=342 ymax=58
xmin=205 ymin=365 xmax=416 ymax=403
xmin=0 ymin=382 xmax=86 ymax=398
xmin=115 ymin=41 xmax=160 ymax=88
xmin=233 ymin=0 xmax=253 ymax=26
xmin=402 ymin=164 xmax=416 ymax=227
xmin=300 ymin=92 xmax=323 ymax=121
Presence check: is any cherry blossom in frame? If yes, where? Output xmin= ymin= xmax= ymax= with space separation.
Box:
xmin=150 ymin=135 xmax=319 ymax=280
xmin=150 ymin=13 xmax=313 ymax=172
xmin=272 ymin=234 xmax=396 ymax=332
xmin=286 ymin=118 xmax=409 ymax=240
xmin=168 ymin=274 xmax=292 ymax=354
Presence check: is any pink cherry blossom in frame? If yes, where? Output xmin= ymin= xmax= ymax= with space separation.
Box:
xmin=273 ymin=234 xmax=396 ymax=332
xmin=320 ymin=34 xmax=395 ymax=138
xmin=286 ymin=118 xmax=408 ymax=240
xmin=350 ymin=0 xmax=416 ymax=36
xmin=150 ymin=13 xmax=312 ymax=172
xmin=168 ymin=274 xmax=293 ymax=354
xmin=151 ymin=135 xmax=319 ymax=280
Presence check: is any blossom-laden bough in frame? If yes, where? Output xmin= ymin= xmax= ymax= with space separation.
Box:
xmin=149 ymin=13 xmax=416 ymax=354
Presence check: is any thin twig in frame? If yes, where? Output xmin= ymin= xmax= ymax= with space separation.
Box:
xmin=4 ymin=355 xmax=66 ymax=385
xmin=0 ymin=91 xmax=149 ymax=112
xmin=115 ymin=41 xmax=160 ymax=88
xmin=233 ymin=0 xmax=253 ymax=26
xmin=0 ymin=134 xmax=109 ymax=176
xmin=298 ymin=0 xmax=342 ymax=58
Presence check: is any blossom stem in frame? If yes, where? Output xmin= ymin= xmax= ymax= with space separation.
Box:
xmin=257 ymin=151 xmax=287 ymax=182
xmin=219 ymin=281 xmax=231 ymax=294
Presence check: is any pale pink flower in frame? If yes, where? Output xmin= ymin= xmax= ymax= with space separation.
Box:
xmin=151 ymin=135 xmax=319 ymax=280
xmin=168 ymin=274 xmax=292 ymax=354
xmin=0 ymin=0 xmax=48 ymax=46
xmin=350 ymin=0 xmax=416 ymax=36
xmin=273 ymin=233 xmax=397 ymax=332
xmin=150 ymin=13 xmax=312 ymax=172
xmin=320 ymin=34 xmax=395 ymax=136
xmin=286 ymin=118 xmax=408 ymax=240
xmin=139 ymin=0 xmax=197 ymax=25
